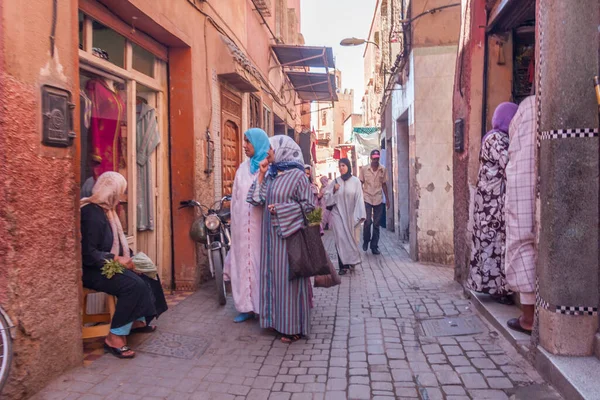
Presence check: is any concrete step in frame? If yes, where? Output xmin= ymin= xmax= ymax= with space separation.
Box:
xmin=536 ymin=347 xmax=600 ymax=400
xmin=470 ymin=290 xmax=600 ymax=400
xmin=469 ymin=291 xmax=531 ymax=357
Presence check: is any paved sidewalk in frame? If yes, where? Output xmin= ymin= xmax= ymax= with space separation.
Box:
xmin=33 ymin=231 xmax=560 ymax=400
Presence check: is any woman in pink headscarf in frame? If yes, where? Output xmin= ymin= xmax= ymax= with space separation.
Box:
xmin=467 ymin=102 xmax=519 ymax=304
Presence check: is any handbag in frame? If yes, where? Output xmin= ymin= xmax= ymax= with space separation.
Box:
xmin=287 ymin=201 xmax=331 ymax=280
xmin=314 ymin=257 xmax=342 ymax=288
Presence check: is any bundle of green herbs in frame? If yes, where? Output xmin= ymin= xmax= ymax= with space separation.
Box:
xmin=306 ymin=208 xmax=322 ymax=226
xmin=101 ymin=259 xmax=125 ymax=279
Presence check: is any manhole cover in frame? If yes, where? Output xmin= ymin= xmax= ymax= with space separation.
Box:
xmin=420 ymin=316 xmax=485 ymax=337
xmin=137 ymin=332 xmax=210 ymax=359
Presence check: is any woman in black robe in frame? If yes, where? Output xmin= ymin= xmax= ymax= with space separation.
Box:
xmin=81 ymin=172 xmax=166 ymax=358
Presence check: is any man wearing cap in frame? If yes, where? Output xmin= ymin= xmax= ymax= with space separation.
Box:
xmin=359 ymin=149 xmax=390 ymax=255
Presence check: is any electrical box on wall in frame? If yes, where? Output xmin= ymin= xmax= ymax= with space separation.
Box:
xmin=41 ymin=85 xmax=76 ymax=148
xmin=454 ymin=118 xmax=464 ymax=153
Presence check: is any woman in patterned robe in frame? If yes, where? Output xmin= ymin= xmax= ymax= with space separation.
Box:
xmin=248 ymin=135 xmax=314 ymax=343
xmin=467 ymin=102 xmax=519 ymax=303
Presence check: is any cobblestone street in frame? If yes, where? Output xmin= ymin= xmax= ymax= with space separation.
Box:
xmin=33 ymin=231 xmax=559 ymax=400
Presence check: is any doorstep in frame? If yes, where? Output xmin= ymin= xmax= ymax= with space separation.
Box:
xmin=470 ymin=290 xmax=600 ymax=400
xmin=469 ymin=291 xmax=531 ymax=357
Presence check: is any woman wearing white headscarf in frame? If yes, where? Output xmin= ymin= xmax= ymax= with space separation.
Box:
xmin=247 ymin=135 xmax=315 ymax=343
xmin=80 ymin=172 xmax=164 ymax=358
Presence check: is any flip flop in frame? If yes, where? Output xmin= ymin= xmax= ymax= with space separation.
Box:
xmin=234 ymin=313 xmax=254 ymax=323
xmin=104 ymin=343 xmax=135 ymax=359
xmin=130 ymin=325 xmax=157 ymax=334
xmin=507 ymin=318 xmax=532 ymax=335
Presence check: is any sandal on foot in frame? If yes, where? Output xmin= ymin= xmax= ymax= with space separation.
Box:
xmin=104 ymin=343 xmax=135 ymax=359
xmin=338 ymin=269 xmax=347 ymax=276
xmin=281 ymin=335 xmax=302 ymax=344
xmin=130 ymin=325 xmax=157 ymax=334
xmin=234 ymin=313 xmax=254 ymax=323
xmin=507 ymin=318 xmax=532 ymax=335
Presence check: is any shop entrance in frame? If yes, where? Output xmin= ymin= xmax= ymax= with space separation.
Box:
xmin=396 ymin=115 xmax=410 ymax=243
xmin=78 ymin=9 xmax=170 ymax=290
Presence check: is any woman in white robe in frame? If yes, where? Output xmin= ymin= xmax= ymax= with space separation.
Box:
xmin=223 ymin=128 xmax=270 ymax=322
xmin=325 ymin=158 xmax=366 ymax=275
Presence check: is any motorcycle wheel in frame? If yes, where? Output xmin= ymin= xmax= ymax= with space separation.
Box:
xmin=211 ymin=251 xmax=227 ymax=306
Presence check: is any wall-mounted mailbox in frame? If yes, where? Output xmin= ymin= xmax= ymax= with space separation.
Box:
xmin=42 ymin=85 xmax=76 ymax=148
xmin=454 ymin=118 xmax=464 ymax=153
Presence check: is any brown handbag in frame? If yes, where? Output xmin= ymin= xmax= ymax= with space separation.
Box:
xmin=287 ymin=203 xmax=330 ymax=280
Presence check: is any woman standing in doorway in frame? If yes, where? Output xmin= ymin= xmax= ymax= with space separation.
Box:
xmin=248 ymin=135 xmax=315 ymax=343
xmin=325 ymin=158 xmax=366 ymax=275
xmin=467 ymin=102 xmax=519 ymax=304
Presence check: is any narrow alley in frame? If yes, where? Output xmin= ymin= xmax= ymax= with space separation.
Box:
xmin=33 ymin=232 xmax=559 ymax=400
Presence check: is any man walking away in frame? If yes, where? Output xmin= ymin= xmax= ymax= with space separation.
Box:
xmin=359 ymin=149 xmax=390 ymax=255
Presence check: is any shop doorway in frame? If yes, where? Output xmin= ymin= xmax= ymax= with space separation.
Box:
xmin=385 ymin=137 xmax=395 ymax=231
xmin=220 ymin=87 xmax=242 ymax=196
xmin=78 ymin=8 xmax=170 ymax=311
xmin=396 ymin=115 xmax=410 ymax=243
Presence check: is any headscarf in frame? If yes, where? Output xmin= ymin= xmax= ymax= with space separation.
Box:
xmin=320 ymin=176 xmax=329 ymax=188
xmin=339 ymin=158 xmax=352 ymax=181
xmin=486 ymin=102 xmax=519 ymax=140
xmin=304 ymin=164 xmax=313 ymax=183
xmin=268 ymin=135 xmax=305 ymax=177
xmin=245 ymin=128 xmax=270 ymax=174
xmin=80 ymin=172 xmax=129 ymax=258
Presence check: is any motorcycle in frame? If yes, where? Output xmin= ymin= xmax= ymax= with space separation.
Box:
xmin=179 ymin=196 xmax=232 ymax=305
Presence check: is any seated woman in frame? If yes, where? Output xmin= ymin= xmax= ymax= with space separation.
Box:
xmin=81 ymin=172 xmax=165 ymax=359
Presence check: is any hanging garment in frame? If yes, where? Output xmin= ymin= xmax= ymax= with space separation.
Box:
xmin=80 ymin=92 xmax=93 ymax=184
xmin=136 ymin=103 xmax=161 ymax=231
xmin=86 ymin=79 xmax=125 ymax=177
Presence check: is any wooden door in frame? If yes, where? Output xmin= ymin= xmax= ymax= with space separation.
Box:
xmin=221 ymin=87 xmax=242 ymax=196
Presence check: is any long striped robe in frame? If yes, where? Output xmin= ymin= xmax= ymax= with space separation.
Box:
xmin=247 ymin=168 xmax=314 ymax=336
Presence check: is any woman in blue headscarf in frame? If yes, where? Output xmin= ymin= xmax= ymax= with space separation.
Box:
xmin=223 ymin=128 xmax=271 ymax=323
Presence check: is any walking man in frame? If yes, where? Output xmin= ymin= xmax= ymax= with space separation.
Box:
xmin=505 ymin=95 xmax=537 ymax=335
xmin=359 ymin=149 xmax=390 ymax=255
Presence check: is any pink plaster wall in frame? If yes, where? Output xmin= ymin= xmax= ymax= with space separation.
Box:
xmin=0 ymin=0 xmax=82 ymax=398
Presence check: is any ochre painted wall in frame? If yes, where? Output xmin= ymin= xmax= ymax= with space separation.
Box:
xmin=0 ymin=0 xmax=83 ymax=398
xmin=452 ymin=0 xmax=487 ymax=283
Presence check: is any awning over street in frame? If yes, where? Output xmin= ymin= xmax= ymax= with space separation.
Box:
xmin=271 ymin=45 xmax=335 ymax=68
xmin=272 ymin=45 xmax=338 ymax=102
xmin=487 ymin=0 xmax=535 ymax=33
xmin=286 ymin=71 xmax=338 ymax=102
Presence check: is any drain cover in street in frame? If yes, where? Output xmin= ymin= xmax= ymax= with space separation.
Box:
xmin=421 ymin=316 xmax=485 ymax=337
xmin=137 ymin=332 xmax=210 ymax=359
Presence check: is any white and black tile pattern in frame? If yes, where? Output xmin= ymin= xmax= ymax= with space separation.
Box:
xmin=536 ymin=290 xmax=598 ymax=316
xmin=540 ymin=128 xmax=599 ymax=140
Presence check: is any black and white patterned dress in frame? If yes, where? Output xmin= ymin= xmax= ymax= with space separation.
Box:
xmin=467 ymin=131 xmax=512 ymax=296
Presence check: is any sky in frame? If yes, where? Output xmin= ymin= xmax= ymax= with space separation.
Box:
xmin=301 ymin=0 xmax=377 ymax=113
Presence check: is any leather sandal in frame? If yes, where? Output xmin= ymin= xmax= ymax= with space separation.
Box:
xmin=281 ymin=334 xmax=302 ymax=344
xmin=507 ymin=318 xmax=532 ymax=335
xmin=104 ymin=343 xmax=136 ymax=359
